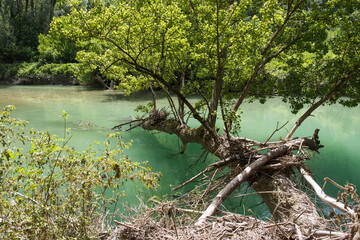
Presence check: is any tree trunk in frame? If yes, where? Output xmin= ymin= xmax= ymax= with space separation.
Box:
xmin=250 ymin=172 xmax=326 ymax=231
xmin=178 ymin=70 xmax=185 ymax=124
xmin=50 ymin=0 xmax=56 ymax=23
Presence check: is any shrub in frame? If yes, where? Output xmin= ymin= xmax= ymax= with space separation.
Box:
xmin=0 ymin=106 xmax=161 ymax=239
xmin=2 ymin=62 xmax=78 ymax=80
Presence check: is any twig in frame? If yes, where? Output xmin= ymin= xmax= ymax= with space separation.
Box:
xmin=323 ymin=177 xmax=347 ymax=191
xmin=234 ymin=191 xmax=283 ymax=198
xmin=270 ymin=220 xmax=288 ymax=238
xmin=126 ymin=122 xmax=143 ymax=131
xmin=293 ymin=210 xmax=306 ymax=222
xmin=209 ymin=154 xmax=243 ymax=168
xmin=111 ymin=119 xmax=144 ymax=130
xmin=114 ymin=220 xmax=141 ymax=231
xmin=264 ymin=121 xmax=288 ymax=145
xmin=175 ymin=208 xmax=204 ymax=215
xmin=11 ymin=192 xmax=39 ymax=205
xmin=311 ymin=230 xmax=348 ymax=238
xmin=265 ymin=221 xmax=292 ymax=228
xmin=248 ymin=209 xmax=257 ymax=220
xmin=172 ymin=167 xmax=213 ymax=191
xmin=270 ymin=202 xmax=281 ymax=223
xmin=173 ymin=154 xmax=244 ymax=191
xmin=201 ymin=169 xmax=220 ymax=199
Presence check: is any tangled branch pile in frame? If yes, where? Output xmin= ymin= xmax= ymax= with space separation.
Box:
xmin=106 ymin=126 xmax=360 ymax=240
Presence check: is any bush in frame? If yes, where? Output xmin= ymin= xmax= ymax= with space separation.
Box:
xmin=0 ymin=106 xmax=161 ymax=239
xmin=38 ymin=33 xmax=79 ymax=64
xmin=2 ymin=62 xmax=79 ymax=80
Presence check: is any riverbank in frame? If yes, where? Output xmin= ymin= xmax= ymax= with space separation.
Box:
xmin=0 ymin=62 xmax=79 ymax=85
xmin=0 ymin=75 xmax=78 ymax=85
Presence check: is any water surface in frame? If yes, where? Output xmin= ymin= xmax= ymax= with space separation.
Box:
xmin=1 ymin=85 xmax=359 ymax=216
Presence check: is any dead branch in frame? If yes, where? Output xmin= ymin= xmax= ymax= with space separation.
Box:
xmin=311 ymin=230 xmax=349 ymax=238
xmin=172 ymin=154 xmax=243 ymax=191
xmin=323 ymin=177 xmax=347 ymax=191
xmin=295 ymin=224 xmax=304 ymax=240
xmin=264 ymin=121 xmax=288 ymax=145
xmin=299 ymin=167 xmax=356 ymax=218
xmin=114 ymin=220 xmax=141 ymax=231
xmin=126 ymin=122 xmax=143 ymax=131
xmin=196 ymin=144 xmax=291 ymax=225
xmin=111 ymin=118 xmax=144 ymax=130
xmin=11 ymin=191 xmax=40 ymax=205
xmin=172 ymin=167 xmax=213 ymax=191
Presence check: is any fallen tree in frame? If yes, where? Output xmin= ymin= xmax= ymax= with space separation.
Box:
xmin=50 ymin=0 xmax=360 ymax=238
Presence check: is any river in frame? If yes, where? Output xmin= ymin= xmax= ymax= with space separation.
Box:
xmin=1 ymin=85 xmax=360 ymax=217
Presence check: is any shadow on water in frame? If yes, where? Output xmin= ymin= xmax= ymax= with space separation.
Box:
xmin=101 ymin=90 xmax=169 ymax=103
xmin=101 ymin=89 xmax=202 ymax=103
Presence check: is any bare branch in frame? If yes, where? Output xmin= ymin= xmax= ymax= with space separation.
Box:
xmin=11 ymin=192 xmax=39 ymax=205
xmin=196 ymin=144 xmax=291 ymax=225
xmin=111 ymin=119 xmax=144 ymax=130
xmin=299 ymin=167 xmax=356 ymax=218
xmin=286 ymin=60 xmax=360 ymax=139
xmin=264 ymin=121 xmax=288 ymax=145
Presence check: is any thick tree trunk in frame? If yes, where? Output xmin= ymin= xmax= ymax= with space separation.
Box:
xmin=142 ymin=115 xmax=228 ymax=158
xmin=250 ymin=172 xmax=326 ymax=231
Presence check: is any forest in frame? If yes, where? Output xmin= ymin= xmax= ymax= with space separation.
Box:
xmin=1 ymin=0 xmax=360 ymax=239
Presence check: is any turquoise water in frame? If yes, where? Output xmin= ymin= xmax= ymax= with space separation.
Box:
xmin=1 ymin=85 xmax=360 ymax=215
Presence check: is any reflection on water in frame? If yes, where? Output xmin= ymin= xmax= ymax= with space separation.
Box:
xmin=1 ymin=85 xmax=360 ymax=217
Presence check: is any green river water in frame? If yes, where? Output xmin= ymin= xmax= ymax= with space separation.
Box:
xmin=1 ymin=85 xmax=360 ymax=217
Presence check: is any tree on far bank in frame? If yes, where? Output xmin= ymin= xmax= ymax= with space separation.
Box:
xmin=0 ymin=0 xmax=70 ymax=63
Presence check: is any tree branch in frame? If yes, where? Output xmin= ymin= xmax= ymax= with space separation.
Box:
xmin=299 ymin=167 xmax=356 ymax=218
xmin=229 ymin=0 xmax=307 ymax=128
xmin=285 ymin=60 xmax=360 ymax=140
xmin=196 ymin=144 xmax=291 ymax=225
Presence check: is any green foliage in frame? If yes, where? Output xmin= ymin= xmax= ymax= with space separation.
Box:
xmin=226 ymin=109 xmax=243 ymax=136
xmin=135 ymin=102 xmax=155 ymax=114
xmin=49 ymin=0 xmax=192 ymax=91
xmin=2 ymin=62 xmax=78 ymax=80
xmin=0 ymin=105 xmax=161 ymax=239
xmin=0 ymin=0 xmax=52 ymax=62
xmin=38 ymin=33 xmax=80 ymax=64
xmin=0 ymin=0 xmax=92 ymax=63
xmin=44 ymin=0 xmax=360 ymax=129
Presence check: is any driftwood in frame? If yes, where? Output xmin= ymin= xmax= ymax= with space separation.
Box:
xmin=195 ymin=131 xmax=327 ymax=226
xmin=299 ymin=167 xmax=356 ymax=218
xmin=196 ymin=144 xmax=291 ymax=225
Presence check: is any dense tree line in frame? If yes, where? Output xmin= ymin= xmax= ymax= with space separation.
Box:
xmin=0 ymin=0 xmax=57 ymax=62
xmin=0 ymin=0 xmax=101 ymax=64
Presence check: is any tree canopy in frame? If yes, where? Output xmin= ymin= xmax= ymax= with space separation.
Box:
xmin=49 ymin=0 xmax=360 ymax=130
